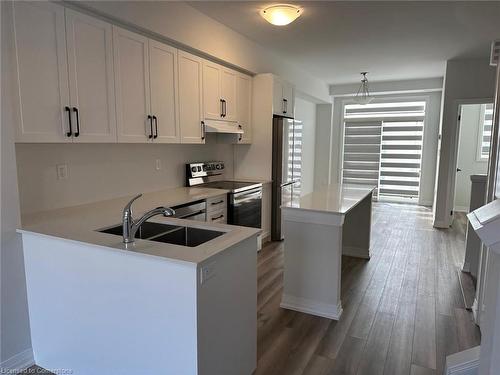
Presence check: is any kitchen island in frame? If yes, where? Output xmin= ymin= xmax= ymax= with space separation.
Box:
xmin=19 ymin=187 xmax=260 ymax=375
xmin=280 ymin=183 xmax=375 ymax=320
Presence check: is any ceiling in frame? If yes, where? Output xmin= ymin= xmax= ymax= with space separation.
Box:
xmin=189 ymin=1 xmax=500 ymax=85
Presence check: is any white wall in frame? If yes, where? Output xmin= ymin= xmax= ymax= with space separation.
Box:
xmin=323 ymin=86 xmax=442 ymax=206
xmin=454 ymin=104 xmax=489 ymax=212
xmin=314 ymin=104 xmax=334 ymax=189
xmin=1 ymin=1 xmax=33 ymax=368
xmin=294 ymin=97 xmax=317 ymax=196
xmin=75 ymin=1 xmax=330 ymax=104
xmin=433 ymin=59 xmax=496 ymax=228
xmin=16 ymin=139 xmax=234 ymax=215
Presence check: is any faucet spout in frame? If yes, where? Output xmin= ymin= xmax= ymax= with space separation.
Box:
xmin=122 ymin=194 xmax=175 ymax=244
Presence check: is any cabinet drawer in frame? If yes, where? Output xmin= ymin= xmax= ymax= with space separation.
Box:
xmin=206 ymin=195 xmax=227 ymax=213
xmin=207 ymin=209 xmax=226 ymax=224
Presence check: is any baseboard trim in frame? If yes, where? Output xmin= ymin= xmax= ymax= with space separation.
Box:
xmin=280 ymin=294 xmax=343 ymax=320
xmin=434 ymin=219 xmax=450 ymax=229
xmin=0 ymin=348 xmax=34 ymax=371
xmin=445 ymin=346 xmax=480 ymax=375
xmin=343 ymin=246 xmax=370 ymax=259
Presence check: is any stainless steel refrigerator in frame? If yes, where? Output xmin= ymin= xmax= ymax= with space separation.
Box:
xmin=271 ymin=115 xmax=302 ymax=241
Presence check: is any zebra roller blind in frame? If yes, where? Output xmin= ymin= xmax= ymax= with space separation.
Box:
xmin=478 ymin=103 xmax=494 ymax=160
xmin=343 ymin=102 xmax=426 ymax=201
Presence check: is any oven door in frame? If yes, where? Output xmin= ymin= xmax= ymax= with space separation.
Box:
xmin=229 ymin=188 xmax=262 ymax=228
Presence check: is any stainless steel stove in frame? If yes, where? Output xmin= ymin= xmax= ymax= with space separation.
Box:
xmin=186 ymin=161 xmax=262 ymax=228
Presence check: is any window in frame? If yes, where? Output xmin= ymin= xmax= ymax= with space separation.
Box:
xmin=287 ymin=120 xmax=302 ymax=199
xmin=343 ymin=101 xmax=425 ymax=202
xmin=477 ymin=103 xmax=494 ymax=161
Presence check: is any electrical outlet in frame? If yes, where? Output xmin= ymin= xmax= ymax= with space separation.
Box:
xmin=155 ymin=159 xmax=161 ymax=171
xmin=200 ymin=262 xmax=216 ymax=284
xmin=56 ymin=164 xmax=68 ymax=180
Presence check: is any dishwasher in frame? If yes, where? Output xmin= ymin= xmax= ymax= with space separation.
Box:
xmin=171 ymin=200 xmax=207 ymax=221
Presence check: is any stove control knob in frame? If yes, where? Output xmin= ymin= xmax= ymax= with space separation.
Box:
xmin=215 ymin=164 xmax=221 ymax=170
xmin=197 ymin=166 xmax=202 ymax=172
xmin=220 ymin=164 xmax=225 ymax=169
xmin=191 ymin=166 xmax=197 ymax=173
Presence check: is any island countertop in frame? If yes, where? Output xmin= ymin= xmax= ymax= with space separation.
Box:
xmin=18 ymin=187 xmax=261 ymax=265
xmin=282 ymin=183 xmax=376 ymax=215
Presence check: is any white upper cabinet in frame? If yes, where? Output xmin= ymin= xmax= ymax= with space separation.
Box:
xmin=66 ymin=10 xmax=116 ymax=143
xmin=237 ymin=74 xmax=252 ymax=144
xmin=149 ymin=40 xmax=180 ymax=143
xmin=203 ymin=61 xmax=223 ymax=121
xmin=202 ymin=60 xmax=239 ymax=122
xmin=178 ymin=51 xmax=204 ymax=144
xmin=273 ymin=77 xmax=295 ymax=118
xmin=13 ymin=2 xmax=70 ymax=142
xmin=113 ymin=26 xmax=151 ymax=143
xmin=221 ymin=68 xmax=238 ymax=122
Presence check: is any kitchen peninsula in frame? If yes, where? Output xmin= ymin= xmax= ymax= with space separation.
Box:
xmin=280 ymin=184 xmax=375 ymax=320
xmin=18 ymin=187 xmax=260 ymax=375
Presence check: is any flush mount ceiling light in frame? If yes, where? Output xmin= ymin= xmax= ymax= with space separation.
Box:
xmin=260 ymin=4 xmax=302 ymax=26
xmin=354 ymin=72 xmax=373 ymax=105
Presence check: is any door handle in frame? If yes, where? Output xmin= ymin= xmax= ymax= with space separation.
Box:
xmin=457 ymin=168 xmax=462 ymax=172
xmin=147 ymin=115 xmax=153 ymax=139
xmin=65 ymin=106 xmax=72 ymax=137
xmin=153 ymin=115 xmax=158 ymax=139
xmin=73 ymin=107 xmax=80 ymax=137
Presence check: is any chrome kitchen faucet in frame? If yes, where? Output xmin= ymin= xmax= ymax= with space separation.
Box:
xmin=122 ymin=194 xmax=175 ymax=244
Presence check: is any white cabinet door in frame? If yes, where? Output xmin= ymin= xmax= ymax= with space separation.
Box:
xmin=221 ymin=68 xmax=238 ymax=122
xmin=282 ymin=81 xmax=295 ymax=117
xmin=273 ymin=78 xmax=285 ymax=116
xmin=203 ymin=61 xmax=223 ymax=120
xmin=13 ymin=2 xmax=70 ymax=142
xmin=178 ymin=51 xmax=204 ymax=144
xmin=149 ymin=40 xmax=180 ymax=143
xmin=237 ymin=74 xmax=252 ymax=144
xmin=66 ymin=10 xmax=116 ymax=143
xmin=113 ymin=26 xmax=151 ymax=143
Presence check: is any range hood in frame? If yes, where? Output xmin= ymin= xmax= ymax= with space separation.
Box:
xmin=204 ymin=119 xmax=243 ymax=134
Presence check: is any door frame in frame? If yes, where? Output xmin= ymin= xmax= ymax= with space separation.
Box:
xmin=447 ymin=98 xmax=494 ymax=224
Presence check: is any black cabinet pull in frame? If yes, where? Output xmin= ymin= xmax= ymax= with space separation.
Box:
xmin=153 ymin=115 xmax=158 ymax=139
xmin=211 ymin=214 xmax=224 ymax=221
xmin=283 ymin=98 xmax=288 ymax=114
xmin=238 ymin=124 xmax=242 ymax=142
xmin=73 ymin=107 xmax=80 ymax=137
xmin=65 ymin=106 xmax=72 ymax=137
xmin=223 ymin=99 xmax=227 ymax=117
xmin=220 ymin=98 xmax=224 ymax=117
xmin=211 ymin=200 xmax=224 ymax=205
xmin=147 ymin=115 xmax=153 ymax=139
xmin=201 ymin=121 xmax=205 ymax=140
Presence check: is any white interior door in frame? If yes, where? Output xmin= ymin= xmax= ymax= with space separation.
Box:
xmin=113 ymin=26 xmax=151 ymax=143
xmin=66 ymin=9 xmax=116 ymax=143
xmin=13 ymin=1 xmax=70 ymax=142
xmin=203 ymin=61 xmax=222 ymax=120
xmin=178 ymin=51 xmax=204 ymax=144
xmin=149 ymin=40 xmax=180 ymax=143
xmin=221 ymin=68 xmax=238 ymax=122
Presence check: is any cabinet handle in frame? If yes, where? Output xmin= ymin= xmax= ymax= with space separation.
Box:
xmin=73 ymin=107 xmax=80 ymax=137
xmin=223 ymin=99 xmax=227 ymax=117
xmin=65 ymin=106 xmax=72 ymax=137
xmin=211 ymin=214 xmax=224 ymax=221
xmin=238 ymin=124 xmax=242 ymax=142
xmin=148 ymin=115 xmax=153 ymax=139
xmin=220 ymin=98 xmax=224 ymax=117
xmin=211 ymin=200 xmax=224 ymax=205
xmin=201 ymin=121 xmax=205 ymax=140
xmin=153 ymin=116 xmax=158 ymax=139
xmin=283 ymin=98 xmax=288 ymax=114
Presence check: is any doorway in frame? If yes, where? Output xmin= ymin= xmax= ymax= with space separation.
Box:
xmin=453 ymin=103 xmax=494 ymax=214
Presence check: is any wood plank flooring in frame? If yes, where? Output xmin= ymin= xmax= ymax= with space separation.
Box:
xmin=255 ymin=202 xmax=480 ymax=375
xmin=28 ymin=202 xmax=480 ymax=375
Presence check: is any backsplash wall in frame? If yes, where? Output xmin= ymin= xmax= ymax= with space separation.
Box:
xmin=16 ymin=137 xmax=234 ymax=215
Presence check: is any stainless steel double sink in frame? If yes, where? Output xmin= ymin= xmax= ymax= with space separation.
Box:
xmin=99 ymin=222 xmax=224 ymax=247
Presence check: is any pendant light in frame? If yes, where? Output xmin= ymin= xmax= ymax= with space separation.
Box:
xmin=354 ymin=72 xmax=373 ymax=105
xmin=260 ymin=4 xmax=302 ymax=26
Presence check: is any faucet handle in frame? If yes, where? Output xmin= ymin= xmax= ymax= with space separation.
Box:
xmin=123 ymin=193 xmax=142 ymax=216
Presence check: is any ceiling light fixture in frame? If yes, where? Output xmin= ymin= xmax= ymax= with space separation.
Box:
xmin=260 ymin=4 xmax=302 ymax=26
xmin=354 ymin=72 xmax=373 ymax=105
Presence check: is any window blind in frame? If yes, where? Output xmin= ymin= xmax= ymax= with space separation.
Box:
xmin=343 ymin=102 xmax=426 ymax=202
xmin=479 ymin=103 xmax=494 ymax=160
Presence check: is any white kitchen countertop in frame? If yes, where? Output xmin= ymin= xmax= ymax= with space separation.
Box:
xmin=19 ymin=187 xmax=261 ymax=265
xmin=282 ymin=183 xmax=376 ymax=215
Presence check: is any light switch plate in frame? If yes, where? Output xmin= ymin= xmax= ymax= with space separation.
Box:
xmin=56 ymin=164 xmax=68 ymax=180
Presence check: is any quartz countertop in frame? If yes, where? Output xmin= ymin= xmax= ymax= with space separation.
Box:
xmin=19 ymin=187 xmax=260 ymax=265
xmin=282 ymin=184 xmax=376 ymax=215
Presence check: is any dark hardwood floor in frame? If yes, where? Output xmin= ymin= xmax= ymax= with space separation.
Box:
xmin=28 ymin=202 xmax=480 ymax=375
